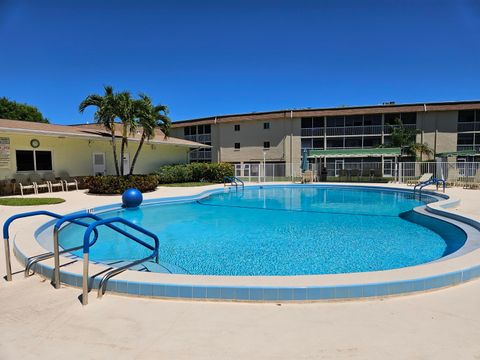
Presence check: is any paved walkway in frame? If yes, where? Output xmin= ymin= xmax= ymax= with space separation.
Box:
xmin=1 ymin=184 xmax=480 ymax=359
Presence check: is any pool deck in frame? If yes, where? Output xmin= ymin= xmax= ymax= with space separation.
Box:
xmin=1 ymin=183 xmax=480 ymax=359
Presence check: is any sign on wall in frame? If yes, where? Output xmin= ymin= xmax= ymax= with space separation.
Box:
xmin=0 ymin=137 xmax=10 ymax=168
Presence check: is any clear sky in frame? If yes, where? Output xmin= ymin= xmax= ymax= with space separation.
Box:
xmin=0 ymin=0 xmax=479 ymax=124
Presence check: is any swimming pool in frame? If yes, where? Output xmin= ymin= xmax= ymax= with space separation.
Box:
xmin=57 ymin=186 xmax=466 ymax=276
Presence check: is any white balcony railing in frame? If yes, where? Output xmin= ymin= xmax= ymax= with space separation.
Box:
xmin=184 ymin=134 xmax=211 ymax=143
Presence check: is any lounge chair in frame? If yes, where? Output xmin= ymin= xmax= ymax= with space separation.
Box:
xmin=464 ymin=171 xmax=480 ymax=189
xmin=446 ymin=168 xmax=460 ymax=187
xmin=59 ymin=171 xmax=78 ymax=191
xmin=302 ymin=170 xmax=313 ymax=183
xmin=29 ymin=173 xmax=50 ymax=194
xmin=407 ymin=173 xmax=433 ymax=186
xmin=13 ymin=173 xmax=36 ymax=196
xmin=43 ymin=172 xmax=64 ymax=192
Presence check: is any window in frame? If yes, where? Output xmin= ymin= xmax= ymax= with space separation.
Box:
xmin=301 ymin=117 xmax=313 ymax=128
xmin=301 ymin=138 xmax=312 ymax=149
xmin=263 ymin=122 xmax=270 ymax=129
xmin=457 ymin=133 xmax=474 ymax=145
xmin=263 ymin=141 xmax=270 ymax=149
xmin=16 ymin=150 xmax=53 ymax=172
xmin=312 ymin=138 xmax=323 ymax=149
xmin=363 ymin=114 xmax=382 ymax=126
xmin=313 ymin=117 xmax=324 ymax=128
xmin=234 ymin=142 xmax=241 ymax=150
xmin=326 ymin=116 xmax=345 ymax=127
xmin=384 ymin=113 xmax=401 ymax=125
xmin=234 ymin=124 xmax=240 ymax=131
xmin=458 ymin=110 xmax=475 ymax=123
xmin=204 ymin=124 xmax=211 ymax=133
xmin=401 ymin=112 xmax=417 ymax=125
xmin=345 ymin=137 xmax=362 ymax=148
xmin=363 ymin=137 xmax=382 ymax=148
xmin=327 ymin=138 xmax=344 ymax=148
xmin=345 ymin=115 xmax=363 ymax=127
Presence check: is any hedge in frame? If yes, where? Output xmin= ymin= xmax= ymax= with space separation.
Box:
xmin=156 ymin=163 xmax=233 ymax=184
xmin=84 ymin=175 xmax=159 ymax=194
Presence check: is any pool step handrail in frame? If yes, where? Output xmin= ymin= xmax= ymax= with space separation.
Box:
xmin=81 ymin=217 xmax=159 ymax=305
xmin=223 ymin=176 xmax=244 ymax=188
xmin=51 ymin=213 xmax=154 ymax=289
xmin=3 ymin=210 xmax=100 ymax=282
xmin=414 ymin=177 xmax=446 ymax=199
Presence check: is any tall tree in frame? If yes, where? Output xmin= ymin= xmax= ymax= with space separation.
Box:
xmin=79 ymin=86 xmax=121 ymax=176
xmin=129 ymin=94 xmax=170 ymax=175
xmin=0 ymin=97 xmax=49 ymax=123
xmin=388 ymin=118 xmax=433 ymax=159
xmin=115 ymin=91 xmax=137 ymax=175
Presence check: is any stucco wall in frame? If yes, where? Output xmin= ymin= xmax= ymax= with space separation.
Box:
xmin=0 ymin=132 xmax=188 ymax=180
xmin=417 ymin=110 xmax=458 ymax=154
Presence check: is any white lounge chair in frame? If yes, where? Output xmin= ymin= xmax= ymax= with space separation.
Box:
xmin=43 ymin=172 xmax=64 ymax=192
xmin=60 ymin=171 xmax=78 ymax=191
xmin=13 ymin=173 xmax=36 ymax=196
xmin=407 ymin=173 xmax=433 ymax=186
xmin=29 ymin=173 xmax=50 ymax=194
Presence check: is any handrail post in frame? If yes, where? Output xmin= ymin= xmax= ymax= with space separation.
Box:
xmin=4 ymin=237 xmax=12 ymax=281
xmin=53 ymin=228 xmax=61 ymax=289
xmin=82 ymin=253 xmax=89 ymax=305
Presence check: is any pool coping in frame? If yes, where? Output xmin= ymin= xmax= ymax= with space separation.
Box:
xmin=12 ymin=183 xmax=480 ymax=302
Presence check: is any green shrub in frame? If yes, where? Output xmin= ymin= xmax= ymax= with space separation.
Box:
xmin=84 ymin=175 xmax=159 ymax=194
xmin=156 ymin=163 xmax=234 ymax=184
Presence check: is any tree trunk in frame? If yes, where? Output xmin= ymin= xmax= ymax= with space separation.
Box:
xmin=120 ymin=126 xmax=128 ymax=176
xmin=129 ymin=133 xmax=146 ymax=175
xmin=111 ymin=129 xmax=120 ymax=176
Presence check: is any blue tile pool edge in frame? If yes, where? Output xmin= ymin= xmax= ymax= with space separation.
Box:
xmin=16 ymin=184 xmax=480 ymax=302
xmin=13 ymin=240 xmax=480 ymax=302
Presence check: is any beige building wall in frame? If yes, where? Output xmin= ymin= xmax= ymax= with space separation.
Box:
xmin=217 ymin=116 xmax=293 ymax=163
xmin=417 ymin=110 xmax=458 ymax=155
xmin=0 ymin=132 xmax=189 ymax=180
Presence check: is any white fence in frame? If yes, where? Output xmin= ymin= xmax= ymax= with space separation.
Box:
xmin=234 ymin=161 xmax=480 ymax=187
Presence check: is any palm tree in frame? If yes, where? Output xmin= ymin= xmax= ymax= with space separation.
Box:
xmin=115 ymin=92 xmax=137 ymax=175
xmin=129 ymin=94 xmax=170 ymax=175
xmin=79 ymin=86 xmax=120 ymax=176
xmin=388 ymin=118 xmax=433 ymax=159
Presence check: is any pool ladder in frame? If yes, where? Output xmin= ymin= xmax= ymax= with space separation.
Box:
xmin=3 ymin=210 xmax=159 ymax=306
xmin=224 ymin=176 xmax=244 ymax=189
xmin=413 ymin=177 xmax=446 ymax=199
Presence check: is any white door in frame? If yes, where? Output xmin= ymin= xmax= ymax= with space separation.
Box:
xmin=122 ymin=153 xmax=130 ymax=175
xmin=334 ymin=160 xmax=344 ymax=177
xmin=383 ymin=159 xmax=393 ymax=177
xmin=92 ymin=153 xmax=106 ymax=175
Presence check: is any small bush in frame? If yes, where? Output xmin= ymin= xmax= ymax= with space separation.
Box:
xmin=156 ymin=163 xmax=233 ymax=184
xmin=84 ymin=175 xmax=159 ymax=194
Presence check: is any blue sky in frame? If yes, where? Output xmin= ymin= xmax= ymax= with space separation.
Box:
xmin=0 ymin=0 xmax=479 ymax=124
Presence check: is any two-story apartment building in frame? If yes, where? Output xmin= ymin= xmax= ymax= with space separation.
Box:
xmin=171 ymin=101 xmax=480 ymax=178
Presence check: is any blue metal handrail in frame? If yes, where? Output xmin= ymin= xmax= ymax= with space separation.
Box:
xmin=414 ymin=177 xmax=446 ymax=199
xmin=3 ymin=210 xmax=99 ymax=282
xmin=81 ymin=217 xmax=159 ymax=305
xmin=224 ymin=176 xmax=244 ymax=188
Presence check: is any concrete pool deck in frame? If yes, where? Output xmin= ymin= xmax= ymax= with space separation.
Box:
xmin=1 ymin=183 xmax=480 ymax=359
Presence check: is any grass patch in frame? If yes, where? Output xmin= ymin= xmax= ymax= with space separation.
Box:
xmin=159 ymin=182 xmax=218 ymax=187
xmin=0 ymin=197 xmax=66 ymax=206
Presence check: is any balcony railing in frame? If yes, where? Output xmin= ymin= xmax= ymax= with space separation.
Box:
xmin=301 ymin=124 xmax=416 ymax=137
xmin=189 ymin=149 xmax=212 ymax=161
xmin=458 ymin=122 xmax=480 ymax=132
xmin=184 ymin=134 xmax=211 ymax=143
xmin=457 ymin=145 xmax=480 ymax=152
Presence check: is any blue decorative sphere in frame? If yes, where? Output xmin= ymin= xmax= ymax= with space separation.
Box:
xmin=122 ymin=188 xmax=143 ymax=208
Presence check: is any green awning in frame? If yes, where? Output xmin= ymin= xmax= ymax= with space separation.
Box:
xmin=436 ymin=150 xmax=480 ymax=157
xmin=308 ymin=148 xmax=401 ymax=158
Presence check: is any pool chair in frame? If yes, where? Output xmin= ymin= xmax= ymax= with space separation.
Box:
xmin=446 ymin=168 xmax=461 ymax=187
xmin=302 ymin=170 xmax=314 ymax=183
xmin=407 ymin=173 xmax=433 ymax=186
xmin=43 ymin=172 xmax=64 ymax=192
xmin=13 ymin=173 xmax=37 ymax=196
xmin=29 ymin=173 xmax=50 ymax=194
xmin=464 ymin=171 xmax=480 ymax=189
xmin=59 ymin=171 xmax=78 ymax=191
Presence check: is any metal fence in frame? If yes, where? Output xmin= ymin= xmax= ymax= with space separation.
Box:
xmin=234 ymin=161 xmax=480 ymax=187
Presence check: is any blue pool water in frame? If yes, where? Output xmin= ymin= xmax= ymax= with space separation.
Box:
xmin=57 ymin=186 xmax=466 ymax=276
